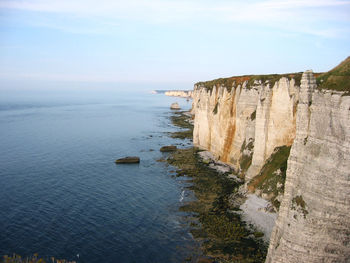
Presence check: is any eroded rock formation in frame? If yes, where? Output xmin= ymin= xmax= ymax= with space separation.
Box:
xmin=265 ymin=71 xmax=350 ymax=263
xmin=192 ymin=76 xmax=298 ymax=181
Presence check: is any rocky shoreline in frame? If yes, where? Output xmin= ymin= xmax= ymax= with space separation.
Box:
xmin=166 ymin=111 xmax=267 ymax=262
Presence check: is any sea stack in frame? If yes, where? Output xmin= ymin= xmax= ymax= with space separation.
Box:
xmin=170 ymin=102 xmax=180 ymax=110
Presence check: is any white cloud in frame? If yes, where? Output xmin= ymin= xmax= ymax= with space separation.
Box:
xmin=260 ymin=0 xmax=350 ymax=9
xmin=1 ymin=0 xmax=349 ymax=20
xmin=1 ymin=0 xmax=349 ymax=37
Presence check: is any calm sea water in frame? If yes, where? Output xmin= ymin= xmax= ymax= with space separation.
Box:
xmin=0 ymin=90 xmax=196 ymax=262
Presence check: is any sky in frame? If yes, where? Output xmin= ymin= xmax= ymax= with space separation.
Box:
xmin=0 ymin=0 xmax=350 ymax=90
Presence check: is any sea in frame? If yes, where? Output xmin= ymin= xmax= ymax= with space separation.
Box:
xmin=0 ymin=89 xmax=197 ymax=263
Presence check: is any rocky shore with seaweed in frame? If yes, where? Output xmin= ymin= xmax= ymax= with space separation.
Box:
xmin=165 ymin=110 xmax=267 ymax=263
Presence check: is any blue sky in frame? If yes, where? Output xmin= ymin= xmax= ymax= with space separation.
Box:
xmin=0 ymin=0 xmax=350 ymax=90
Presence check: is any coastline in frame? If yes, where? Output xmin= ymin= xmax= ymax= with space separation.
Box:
xmin=166 ymin=110 xmax=267 ymax=262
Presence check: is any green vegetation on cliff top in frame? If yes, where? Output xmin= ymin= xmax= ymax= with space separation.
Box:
xmin=195 ymin=73 xmax=303 ymax=91
xmin=316 ymin=56 xmax=350 ymax=92
xmin=195 ymin=56 xmax=350 ymax=93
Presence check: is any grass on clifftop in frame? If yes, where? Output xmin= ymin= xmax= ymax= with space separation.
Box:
xmin=195 ymin=57 xmax=350 ymax=93
xmin=195 ymin=73 xmax=303 ymax=92
xmin=316 ymin=56 xmax=350 ymax=93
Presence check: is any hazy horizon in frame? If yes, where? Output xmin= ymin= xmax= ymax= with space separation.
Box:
xmin=1 ymin=0 xmax=350 ymax=91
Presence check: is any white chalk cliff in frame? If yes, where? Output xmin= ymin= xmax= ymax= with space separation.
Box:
xmin=191 ymin=59 xmax=350 ymax=262
xmin=265 ymin=72 xmax=350 ymax=262
xmin=192 ymin=77 xmax=298 ymax=179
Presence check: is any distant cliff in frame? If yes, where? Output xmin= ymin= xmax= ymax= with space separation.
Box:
xmin=152 ymin=90 xmax=193 ymax=98
xmin=191 ymin=57 xmax=350 ymax=262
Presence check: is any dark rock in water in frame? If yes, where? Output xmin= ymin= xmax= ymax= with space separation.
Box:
xmin=196 ymin=256 xmax=216 ymax=263
xmin=115 ymin=156 xmax=140 ymax=164
xmin=160 ymin=145 xmax=177 ymax=152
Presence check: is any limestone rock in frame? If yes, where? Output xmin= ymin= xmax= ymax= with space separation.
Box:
xmin=265 ymin=71 xmax=350 ymax=262
xmin=192 ymin=76 xmax=298 ymax=181
xmin=192 ymin=83 xmax=259 ymax=168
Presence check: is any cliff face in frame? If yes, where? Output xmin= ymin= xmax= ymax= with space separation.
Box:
xmin=265 ymin=72 xmax=350 ymax=262
xmin=191 ymin=60 xmax=350 ymax=262
xmin=192 ymin=83 xmax=258 ymax=166
xmin=192 ymin=77 xmax=298 ymax=182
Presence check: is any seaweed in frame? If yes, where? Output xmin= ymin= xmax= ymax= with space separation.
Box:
xmin=167 ymin=148 xmax=267 ymax=262
xmin=169 ymin=111 xmax=193 ymax=139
